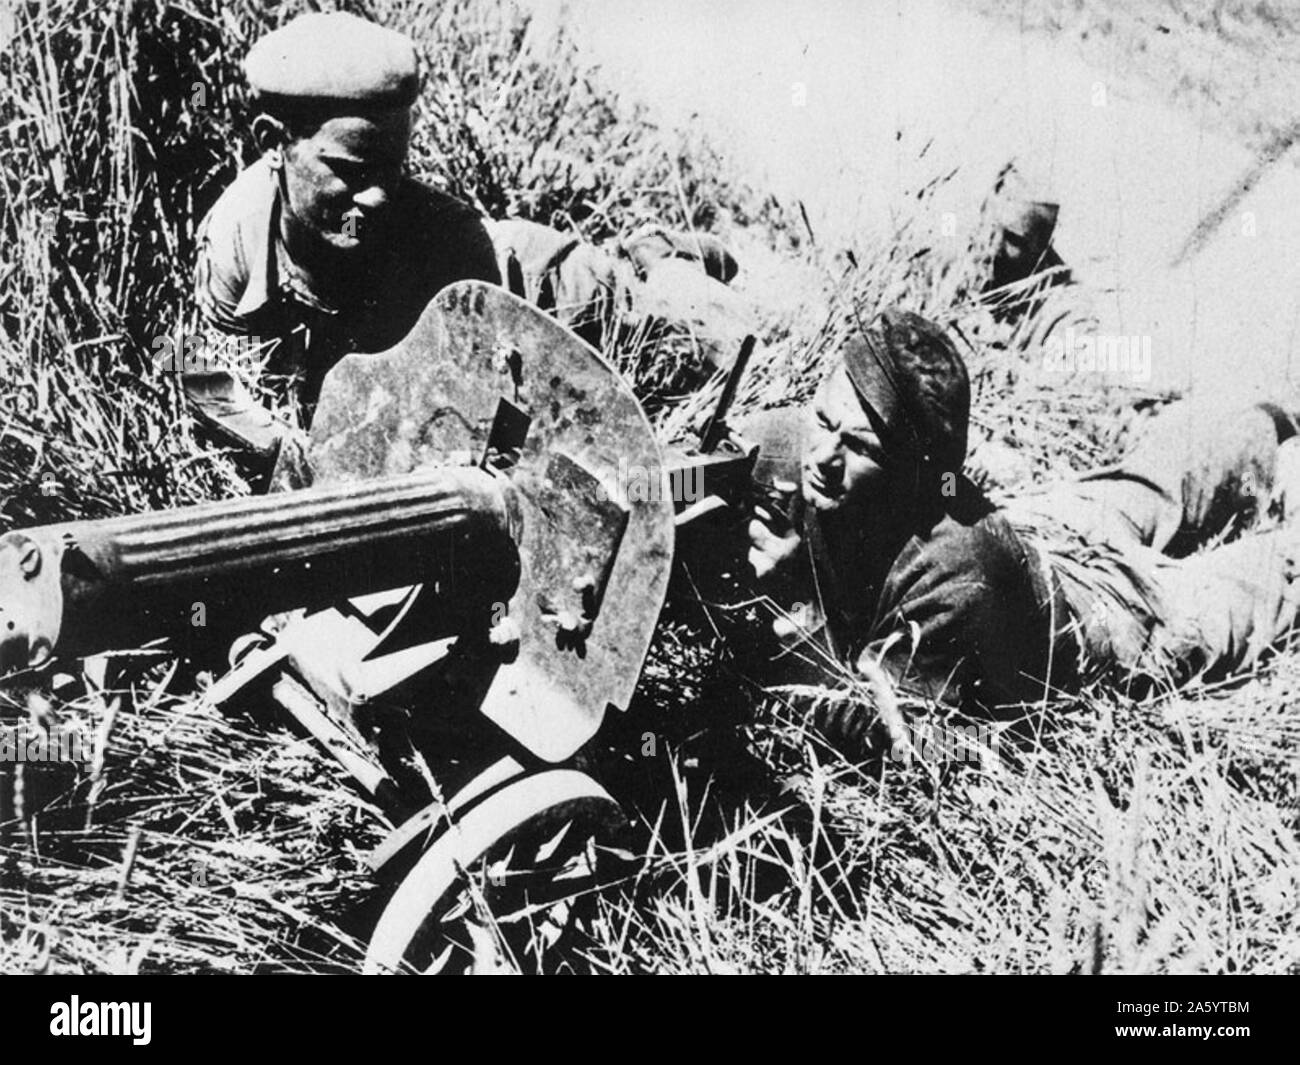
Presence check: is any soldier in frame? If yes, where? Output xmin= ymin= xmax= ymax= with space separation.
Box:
xmin=485 ymin=218 xmax=628 ymax=345
xmin=189 ymin=12 xmax=499 ymax=462
xmin=986 ymin=197 xmax=1068 ymax=306
xmin=487 ymin=218 xmax=753 ymax=369
xmin=744 ymin=308 xmax=1300 ymax=756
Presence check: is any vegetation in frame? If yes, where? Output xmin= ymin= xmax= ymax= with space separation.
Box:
xmin=1 ymin=0 xmax=1297 ymax=974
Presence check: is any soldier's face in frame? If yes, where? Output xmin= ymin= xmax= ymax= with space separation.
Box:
xmin=991 ymin=227 xmax=1043 ymax=286
xmin=802 ymin=365 xmax=894 ymax=516
xmin=281 ymin=110 xmax=412 ymax=256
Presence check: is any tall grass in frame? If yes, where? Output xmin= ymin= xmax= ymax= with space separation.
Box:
xmin=1 ymin=0 xmax=1297 ymax=975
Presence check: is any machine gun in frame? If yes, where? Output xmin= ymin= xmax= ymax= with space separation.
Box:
xmin=0 ymin=282 xmax=790 ymax=974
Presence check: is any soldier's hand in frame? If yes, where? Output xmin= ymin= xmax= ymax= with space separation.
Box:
xmin=747 ymin=504 xmax=802 ymax=581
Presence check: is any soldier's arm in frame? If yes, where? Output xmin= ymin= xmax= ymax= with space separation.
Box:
xmin=457 ymin=213 xmax=504 ymax=287
xmin=423 ymin=196 xmax=501 ymax=293
xmin=860 ymin=521 xmax=1056 ymax=712
xmin=180 ymin=362 xmax=292 ymax=459
xmin=187 ymin=219 xmax=293 ymax=458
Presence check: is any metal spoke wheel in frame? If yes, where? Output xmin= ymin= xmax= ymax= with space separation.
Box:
xmin=364 ymin=769 xmax=630 ymax=974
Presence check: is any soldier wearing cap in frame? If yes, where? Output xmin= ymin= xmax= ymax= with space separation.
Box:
xmin=744 ymin=309 xmax=1300 ymax=757
xmin=989 ymin=199 xmax=1064 ymax=287
xmin=745 ymin=310 xmax=1065 ymax=732
xmin=189 ymin=12 xmax=499 ymax=460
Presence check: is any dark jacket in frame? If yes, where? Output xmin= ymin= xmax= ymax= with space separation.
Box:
xmin=190 ymin=155 xmax=500 ymax=452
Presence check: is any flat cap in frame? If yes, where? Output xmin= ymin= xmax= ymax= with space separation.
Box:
xmin=245 ymin=13 xmax=420 ymax=109
xmin=998 ymin=198 xmax=1059 ymax=250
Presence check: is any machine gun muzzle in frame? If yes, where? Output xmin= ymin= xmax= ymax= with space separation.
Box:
xmin=0 ymin=466 xmax=518 ymax=674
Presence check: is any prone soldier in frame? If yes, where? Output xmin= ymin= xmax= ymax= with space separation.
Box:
xmin=741 ymin=308 xmax=1300 ymax=756
xmin=487 ymin=217 xmax=753 ymax=370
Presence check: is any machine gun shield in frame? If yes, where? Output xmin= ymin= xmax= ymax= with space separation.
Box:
xmin=287 ymin=282 xmax=676 ymax=762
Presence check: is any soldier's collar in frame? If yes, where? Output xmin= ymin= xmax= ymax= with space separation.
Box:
xmin=232 ymin=156 xmax=340 ymax=319
xmin=274 ymin=234 xmax=340 ymax=315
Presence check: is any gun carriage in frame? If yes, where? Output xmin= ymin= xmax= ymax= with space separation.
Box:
xmin=0 ymin=282 xmax=785 ymax=973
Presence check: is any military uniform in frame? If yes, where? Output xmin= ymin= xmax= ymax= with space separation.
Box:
xmin=1005 ymin=399 xmax=1300 ymax=688
xmin=193 ymin=156 xmax=498 ymax=449
xmin=738 ymin=411 xmax=1073 ymax=717
xmin=188 ymin=13 xmax=500 ymax=457
xmin=823 ymin=405 xmax=1300 ymax=713
xmin=816 ymin=478 xmax=1071 ymax=710
xmin=487 ymin=219 xmax=753 ymax=368
xmin=485 ymin=219 xmax=629 ymax=344
xmin=747 ymin=313 xmax=1300 ymax=755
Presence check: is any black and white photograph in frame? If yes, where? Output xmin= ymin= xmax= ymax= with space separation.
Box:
xmin=0 ymin=0 xmax=1295 ymax=1025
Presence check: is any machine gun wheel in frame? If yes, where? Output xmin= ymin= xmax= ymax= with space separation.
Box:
xmin=363 ymin=764 xmax=629 ymax=974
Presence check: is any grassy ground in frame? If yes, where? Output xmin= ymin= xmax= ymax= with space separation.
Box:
xmin=1 ymin=0 xmax=1297 ymax=974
